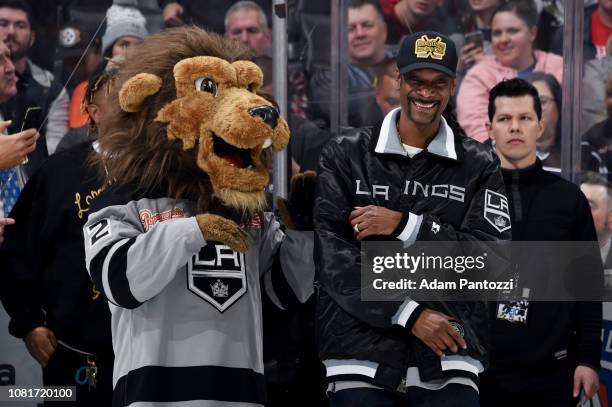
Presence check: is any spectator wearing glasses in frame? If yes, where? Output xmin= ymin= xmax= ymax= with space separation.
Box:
xmin=526 ymin=72 xmax=601 ymax=173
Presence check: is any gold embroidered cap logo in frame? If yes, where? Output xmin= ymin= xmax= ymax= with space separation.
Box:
xmin=415 ymin=35 xmax=447 ymax=60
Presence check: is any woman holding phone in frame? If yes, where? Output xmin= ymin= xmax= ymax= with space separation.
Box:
xmin=453 ymin=0 xmax=500 ymax=76
xmin=456 ymin=0 xmax=563 ymax=142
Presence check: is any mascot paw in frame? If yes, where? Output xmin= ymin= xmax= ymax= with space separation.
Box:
xmin=276 ymin=170 xmax=317 ymax=230
xmin=196 ymin=213 xmax=250 ymax=253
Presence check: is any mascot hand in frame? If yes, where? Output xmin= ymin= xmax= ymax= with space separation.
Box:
xmin=276 ymin=171 xmax=317 ymax=230
xmin=196 ymin=214 xmax=249 ymax=253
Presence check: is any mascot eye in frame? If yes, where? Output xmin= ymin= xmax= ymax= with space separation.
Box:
xmin=195 ymin=77 xmax=217 ymax=95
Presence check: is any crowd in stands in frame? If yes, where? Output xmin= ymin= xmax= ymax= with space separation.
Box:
xmin=0 ymin=0 xmax=605 ymax=180
xmin=0 ymin=0 xmax=610 ymax=406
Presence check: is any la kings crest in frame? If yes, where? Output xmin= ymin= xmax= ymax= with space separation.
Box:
xmin=188 ymin=241 xmax=247 ymax=312
xmin=484 ymin=189 xmax=511 ymax=233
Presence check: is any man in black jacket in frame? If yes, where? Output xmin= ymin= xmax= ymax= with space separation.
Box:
xmin=480 ymin=78 xmax=602 ymax=406
xmin=0 ymin=65 xmax=115 ymax=407
xmin=314 ymin=31 xmax=510 ymax=406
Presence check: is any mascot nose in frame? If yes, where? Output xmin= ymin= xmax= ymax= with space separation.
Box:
xmin=248 ymin=106 xmax=279 ymax=128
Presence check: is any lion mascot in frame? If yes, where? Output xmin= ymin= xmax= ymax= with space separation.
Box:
xmin=82 ymin=27 xmax=315 ymax=407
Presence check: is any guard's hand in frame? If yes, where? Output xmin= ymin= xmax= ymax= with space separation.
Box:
xmin=0 ymin=122 xmax=39 ymax=168
xmin=573 ymin=365 xmax=599 ymax=404
xmin=457 ymin=42 xmax=484 ymax=74
xmin=0 ymin=217 xmax=15 ymax=245
xmin=163 ymin=2 xmax=184 ymax=27
xmin=276 ymin=171 xmax=317 ymax=230
xmin=25 ymin=327 xmax=57 ymax=368
xmin=349 ymin=205 xmax=402 ymax=240
xmin=411 ymin=309 xmax=467 ymax=357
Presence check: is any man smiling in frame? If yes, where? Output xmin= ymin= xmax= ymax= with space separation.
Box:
xmin=348 ymin=0 xmax=388 ymax=70
xmin=314 ymin=31 xmax=510 ymax=406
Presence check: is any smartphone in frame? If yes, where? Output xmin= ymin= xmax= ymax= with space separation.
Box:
xmin=19 ymin=106 xmax=41 ymax=164
xmin=465 ymin=30 xmax=484 ymax=49
xmin=20 ymin=106 xmax=42 ymax=132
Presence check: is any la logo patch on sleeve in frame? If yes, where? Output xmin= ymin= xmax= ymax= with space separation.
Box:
xmin=187 ymin=242 xmax=247 ymax=312
xmin=484 ymin=189 xmax=511 ymax=233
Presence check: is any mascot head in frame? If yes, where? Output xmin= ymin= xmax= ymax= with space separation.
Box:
xmin=97 ymin=27 xmax=289 ymax=214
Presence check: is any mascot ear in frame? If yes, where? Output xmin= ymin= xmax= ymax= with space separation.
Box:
xmin=232 ymin=61 xmax=263 ymax=92
xmin=119 ymin=73 xmax=163 ymax=112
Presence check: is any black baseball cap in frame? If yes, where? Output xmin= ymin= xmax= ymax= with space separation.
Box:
xmin=397 ymin=31 xmax=457 ymax=78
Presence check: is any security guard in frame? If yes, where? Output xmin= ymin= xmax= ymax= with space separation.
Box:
xmin=480 ymin=78 xmax=602 ymax=407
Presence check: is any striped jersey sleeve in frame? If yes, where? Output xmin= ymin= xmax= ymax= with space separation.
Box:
xmin=83 ymin=200 xmax=205 ymax=309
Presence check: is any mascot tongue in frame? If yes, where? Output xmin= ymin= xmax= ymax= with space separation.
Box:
xmin=221 ymin=153 xmax=244 ymax=168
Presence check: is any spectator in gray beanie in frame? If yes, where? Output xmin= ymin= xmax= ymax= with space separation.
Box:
xmin=101 ymin=4 xmax=148 ymax=58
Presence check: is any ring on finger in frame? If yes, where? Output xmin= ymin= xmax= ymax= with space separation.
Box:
xmin=353 ymin=223 xmax=360 ymax=233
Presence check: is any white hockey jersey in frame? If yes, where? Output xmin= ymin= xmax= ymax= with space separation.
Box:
xmin=83 ymin=187 xmax=314 ymax=407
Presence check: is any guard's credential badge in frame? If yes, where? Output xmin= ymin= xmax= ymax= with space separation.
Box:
xmin=484 ymin=189 xmax=511 ymax=233
xmin=496 ymin=300 xmax=529 ymax=323
xmin=415 ymin=35 xmax=447 ymax=60
xmin=188 ymin=242 xmax=247 ymax=312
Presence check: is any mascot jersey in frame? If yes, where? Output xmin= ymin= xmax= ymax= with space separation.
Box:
xmin=83 ymin=184 xmax=314 ymax=407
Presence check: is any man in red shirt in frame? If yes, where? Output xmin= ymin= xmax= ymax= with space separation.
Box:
xmin=552 ymin=0 xmax=612 ymax=61
xmin=591 ymin=0 xmax=612 ymax=59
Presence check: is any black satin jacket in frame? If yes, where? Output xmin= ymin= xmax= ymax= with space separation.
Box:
xmin=314 ymin=110 xmax=511 ymax=391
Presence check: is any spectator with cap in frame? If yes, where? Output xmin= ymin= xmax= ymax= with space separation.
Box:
xmin=0 ymin=0 xmax=69 ymax=160
xmin=66 ymin=4 xmax=147 ymax=137
xmin=374 ymin=56 xmax=401 ymax=116
xmin=60 ymin=22 xmax=103 ymax=130
xmin=314 ymin=30 xmax=509 ymax=406
xmin=101 ymin=3 xmax=148 ymax=59
xmin=361 ymin=55 xmax=401 ymax=125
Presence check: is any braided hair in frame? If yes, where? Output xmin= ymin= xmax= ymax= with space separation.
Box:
xmin=442 ymin=102 xmax=467 ymax=138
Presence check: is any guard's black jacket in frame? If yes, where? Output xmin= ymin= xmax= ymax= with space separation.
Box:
xmin=314 ymin=110 xmax=511 ymax=392
xmin=489 ymin=161 xmax=602 ymax=371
